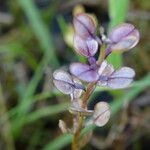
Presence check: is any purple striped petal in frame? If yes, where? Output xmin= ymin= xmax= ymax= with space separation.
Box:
xmin=108 ymin=23 xmax=140 ymax=51
xmin=70 ymin=62 xmax=99 ymax=82
xmin=73 ymin=13 xmax=96 ymax=38
xmin=53 ymin=70 xmax=74 ymax=94
xmin=110 ymin=67 xmax=135 ymax=78
xmin=74 ymin=34 xmax=98 ymax=57
xmin=107 ymin=67 xmax=135 ymax=89
xmin=98 ymin=65 xmax=135 ymax=89
xmin=107 ymin=78 xmax=133 ymax=89
xmin=53 ymin=70 xmax=84 ymax=95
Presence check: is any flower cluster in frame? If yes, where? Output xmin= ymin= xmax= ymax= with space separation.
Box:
xmin=53 ymin=13 xmax=139 ymax=131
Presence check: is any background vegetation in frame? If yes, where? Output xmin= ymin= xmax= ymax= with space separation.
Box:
xmin=0 ymin=0 xmax=150 ymax=149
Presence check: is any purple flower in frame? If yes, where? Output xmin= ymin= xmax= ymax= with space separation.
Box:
xmin=97 ymin=61 xmax=135 ymax=89
xmin=73 ymin=13 xmax=99 ymax=58
xmin=105 ymin=23 xmax=140 ymax=56
xmin=70 ymin=60 xmax=135 ymax=89
xmin=70 ymin=62 xmax=99 ymax=82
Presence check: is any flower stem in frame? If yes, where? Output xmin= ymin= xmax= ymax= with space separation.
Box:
xmin=72 ymin=44 xmax=106 ymax=150
xmin=72 ymin=82 xmax=96 ymax=150
xmin=72 ymin=115 xmax=83 ymax=150
xmin=82 ymin=82 xmax=96 ymax=109
xmin=97 ymin=45 xmax=106 ymax=65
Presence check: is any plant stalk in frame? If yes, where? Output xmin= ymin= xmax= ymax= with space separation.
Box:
xmin=71 ymin=44 xmax=106 ymax=150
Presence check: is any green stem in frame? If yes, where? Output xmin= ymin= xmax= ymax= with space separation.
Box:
xmin=97 ymin=45 xmax=106 ymax=65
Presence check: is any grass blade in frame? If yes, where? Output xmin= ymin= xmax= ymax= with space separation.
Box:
xmin=11 ymin=0 xmax=60 ymax=137
xmin=108 ymin=0 xmax=129 ymax=68
xmin=43 ymin=134 xmax=72 ymax=150
xmin=16 ymin=0 xmax=59 ymax=67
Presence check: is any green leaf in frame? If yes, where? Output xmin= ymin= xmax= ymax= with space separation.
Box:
xmin=24 ymin=103 xmax=69 ymax=125
xmin=108 ymin=0 xmax=129 ymax=29
xmin=43 ymin=134 xmax=72 ymax=150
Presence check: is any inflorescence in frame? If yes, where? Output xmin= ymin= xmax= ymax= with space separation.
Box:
xmin=52 ymin=13 xmax=139 ymax=146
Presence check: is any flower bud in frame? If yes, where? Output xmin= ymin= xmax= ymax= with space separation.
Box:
xmin=74 ymin=34 xmax=98 ymax=57
xmin=92 ymin=102 xmax=111 ymax=127
xmin=108 ymin=23 xmax=140 ymax=52
xmin=73 ymin=13 xmax=96 ymax=38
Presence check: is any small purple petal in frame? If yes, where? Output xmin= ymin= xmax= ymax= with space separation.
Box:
xmin=107 ymin=67 xmax=135 ymax=89
xmin=97 ymin=65 xmax=135 ymax=89
xmin=73 ymin=13 xmax=96 ymax=38
xmin=108 ymin=67 xmax=135 ymax=89
xmin=53 ymin=70 xmax=84 ymax=95
xmin=108 ymin=23 xmax=140 ymax=51
xmin=107 ymin=78 xmax=133 ymax=89
xmin=74 ymin=34 xmax=98 ymax=57
xmin=70 ymin=62 xmax=99 ymax=82
xmin=53 ymin=70 xmax=74 ymax=94
xmin=110 ymin=67 xmax=135 ymax=78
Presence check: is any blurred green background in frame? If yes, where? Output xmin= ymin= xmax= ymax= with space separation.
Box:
xmin=0 ymin=0 xmax=150 ymax=150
